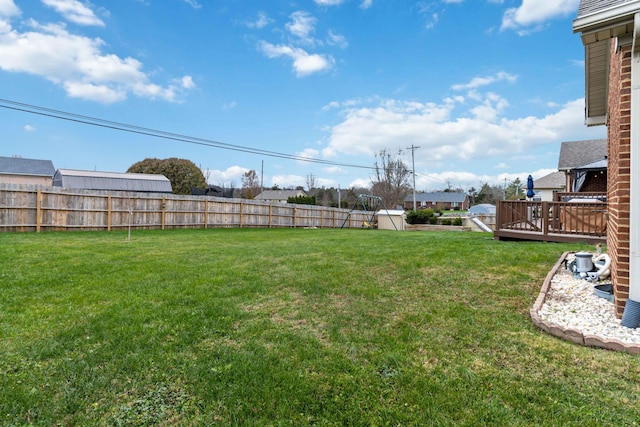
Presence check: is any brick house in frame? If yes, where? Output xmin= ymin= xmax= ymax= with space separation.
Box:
xmin=404 ymin=192 xmax=469 ymax=211
xmin=573 ymin=0 xmax=640 ymax=318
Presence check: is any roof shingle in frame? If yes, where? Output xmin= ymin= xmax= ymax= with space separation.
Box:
xmin=577 ymin=0 xmax=635 ymax=18
xmin=557 ymin=139 xmax=607 ymax=171
xmin=0 ymin=156 xmax=55 ymax=177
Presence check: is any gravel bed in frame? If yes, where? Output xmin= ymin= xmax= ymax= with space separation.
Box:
xmin=538 ymin=263 xmax=640 ymax=344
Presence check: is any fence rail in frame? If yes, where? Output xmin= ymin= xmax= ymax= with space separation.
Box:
xmin=0 ymin=184 xmax=368 ymax=232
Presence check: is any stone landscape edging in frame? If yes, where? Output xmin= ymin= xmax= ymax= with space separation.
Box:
xmin=530 ymin=251 xmax=640 ymax=355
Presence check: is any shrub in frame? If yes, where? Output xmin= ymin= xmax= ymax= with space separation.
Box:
xmin=441 ymin=218 xmax=452 ymax=226
xmin=453 ymin=217 xmax=463 ymax=226
xmin=406 ymin=209 xmax=435 ymax=224
xmin=288 ymin=195 xmax=316 ymax=205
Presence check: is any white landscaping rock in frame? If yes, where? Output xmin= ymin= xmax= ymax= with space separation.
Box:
xmin=538 ymin=268 xmax=640 ymax=344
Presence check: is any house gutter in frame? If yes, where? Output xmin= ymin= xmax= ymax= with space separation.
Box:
xmin=622 ymin=12 xmax=640 ymax=326
xmin=574 ymin=3 xmax=638 ymax=35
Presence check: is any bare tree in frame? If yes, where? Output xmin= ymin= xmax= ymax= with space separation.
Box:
xmin=241 ymin=169 xmax=261 ymax=199
xmin=370 ymin=148 xmax=411 ymax=208
xmin=305 ymin=173 xmax=317 ymax=192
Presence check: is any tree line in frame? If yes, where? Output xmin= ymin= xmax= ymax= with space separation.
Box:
xmin=127 ymin=154 xmax=523 ymax=209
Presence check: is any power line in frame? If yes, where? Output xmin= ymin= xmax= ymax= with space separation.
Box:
xmin=0 ymin=99 xmax=375 ymax=171
xmin=415 ymin=171 xmax=448 ymax=184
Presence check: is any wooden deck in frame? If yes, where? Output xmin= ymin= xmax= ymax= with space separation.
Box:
xmin=494 ymin=197 xmax=607 ymax=244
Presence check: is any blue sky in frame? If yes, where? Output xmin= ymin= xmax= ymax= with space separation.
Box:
xmin=0 ymin=0 xmax=605 ymax=191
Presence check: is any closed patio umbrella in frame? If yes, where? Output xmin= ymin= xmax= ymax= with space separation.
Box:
xmin=526 ymin=174 xmax=535 ymax=199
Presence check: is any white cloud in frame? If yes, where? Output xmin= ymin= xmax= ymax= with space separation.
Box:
xmin=314 ymin=0 xmax=344 ymax=5
xmin=451 ymin=71 xmax=517 ymax=91
xmin=64 ymin=81 xmax=126 ymax=103
xmin=258 ymin=41 xmax=334 ymax=76
xmin=0 ymin=0 xmax=20 ymax=17
xmin=286 ymin=11 xmax=317 ymax=45
xmin=272 ymin=174 xmax=306 ymax=188
xmin=182 ymin=0 xmax=202 ymax=9
xmin=321 ymin=95 xmax=602 ymax=168
xmin=222 ymin=100 xmax=237 ymax=110
xmin=501 ymin=0 xmax=580 ymax=33
xmin=348 ymin=177 xmax=370 ymax=189
xmin=205 ymin=165 xmax=249 ymax=185
xmin=42 ymin=0 xmax=105 ymax=27
xmin=360 ymin=0 xmax=372 ymax=9
xmin=327 ymin=30 xmax=348 ymax=49
xmin=0 ymin=18 xmax=193 ymax=103
xmin=179 ymin=75 xmax=195 ymax=89
xmin=24 ymin=124 xmax=36 ymax=132
xmin=415 ymin=167 xmax=557 ymax=191
xmin=298 ymin=148 xmax=320 ymax=159
xmin=417 ymin=2 xmax=440 ymax=30
xmin=246 ymin=11 xmax=272 ymax=29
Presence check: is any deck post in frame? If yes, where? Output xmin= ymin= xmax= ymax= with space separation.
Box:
xmin=494 ymin=200 xmax=502 ymax=240
xmin=542 ymin=202 xmax=549 ymax=236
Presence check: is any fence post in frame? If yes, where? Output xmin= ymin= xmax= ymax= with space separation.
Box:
xmin=161 ymin=197 xmax=166 ymax=230
xmin=107 ymin=195 xmax=112 ymax=232
xmin=204 ymin=199 xmax=208 ymax=229
xmin=239 ymin=202 xmax=243 ymax=228
xmin=36 ymin=189 xmax=42 ymax=232
xmin=293 ymin=207 xmax=297 ymax=228
xmin=269 ymin=205 xmax=273 ymax=228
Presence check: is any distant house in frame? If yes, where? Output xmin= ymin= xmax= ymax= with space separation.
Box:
xmin=557 ymin=139 xmax=607 ymax=192
xmin=404 ymin=192 xmax=469 ymax=210
xmin=0 ymin=156 xmax=55 ymax=186
xmin=533 ymin=171 xmax=566 ymax=201
xmin=53 ymin=169 xmax=172 ymax=193
xmin=255 ymin=189 xmax=306 ymax=203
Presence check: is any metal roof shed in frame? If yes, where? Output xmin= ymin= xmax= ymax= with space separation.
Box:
xmin=53 ymin=169 xmax=172 ymax=193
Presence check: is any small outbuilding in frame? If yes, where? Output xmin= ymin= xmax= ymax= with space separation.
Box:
xmin=53 ymin=169 xmax=172 ymax=193
xmin=376 ymin=209 xmax=406 ymax=231
xmin=0 ymin=156 xmax=55 ymax=186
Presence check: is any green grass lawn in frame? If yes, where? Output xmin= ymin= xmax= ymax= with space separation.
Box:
xmin=1 ymin=228 xmax=638 ymax=426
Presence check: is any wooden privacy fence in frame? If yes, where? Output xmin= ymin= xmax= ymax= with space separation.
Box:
xmin=0 ymin=184 xmax=368 ymax=232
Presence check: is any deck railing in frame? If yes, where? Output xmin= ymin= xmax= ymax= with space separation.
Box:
xmin=495 ymin=197 xmax=607 ymax=243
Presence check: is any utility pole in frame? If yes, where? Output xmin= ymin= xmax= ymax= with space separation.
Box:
xmin=503 ymin=177 xmax=507 ymax=200
xmin=408 ymin=145 xmax=420 ymax=210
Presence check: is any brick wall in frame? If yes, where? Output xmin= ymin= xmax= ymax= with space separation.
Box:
xmin=607 ymin=40 xmax=632 ymax=317
xmin=581 ymin=171 xmax=607 ymax=192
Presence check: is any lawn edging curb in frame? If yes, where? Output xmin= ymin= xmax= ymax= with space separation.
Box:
xmin=530 ymin=251 xmax=640 ymax=355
